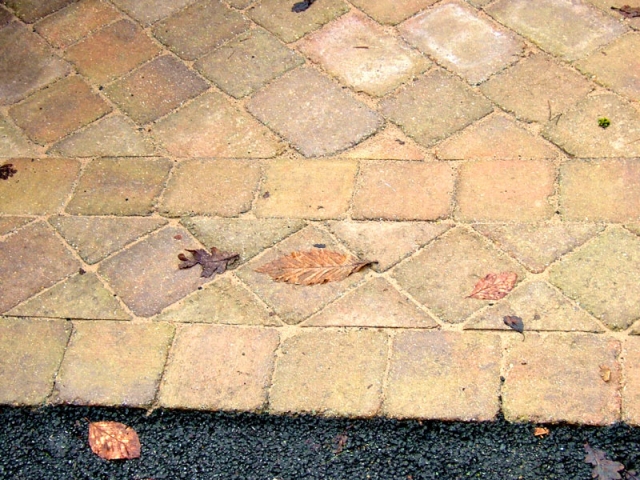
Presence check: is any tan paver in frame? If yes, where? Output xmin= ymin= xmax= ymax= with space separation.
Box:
xmin=349 ymin=0 xmax=439 ymax=25
xmin=352 ymin=161 xmax=454 ymax=221
xmin=109 ymin=0 xmax=195 ymax=26
xmin=0 ymin=217 xmax=33 ymax=236
xmin=341 ymin=125 xmax=424 ymax=161
xmin=0 ymin=317 xmax=71 ymax=405
xmin=54 ymin=321 xmax=174 ymax=406
xmin=502 ymin=333 xmax=621 ymax=425
xmin=3 ymin=0 xmax=73 ymax=23
xmin=622 ymin=337 xmax=640 ymax=425
xmin=269 ymin=329 xmax=387 ymax=416
xmin=0 ymin=114 xmax=37 ymax=156
xmin=158 ymin=325 xmax=278 ymax=410
xmin=384 ymin=331 xmax=501 ymax=421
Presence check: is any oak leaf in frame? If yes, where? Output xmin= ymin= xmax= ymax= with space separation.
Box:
xmin=585 ymin=443 xmax=624 ymax=480
xmin=88 ymin=421 xmax=141 ymax=460
xmin=255 ymin=249 xmax=373 ymax=285
xmin=178 ymin=247 xmax=239 ymax=278
xmin=467 ymin=272 xmax=517 ymax=300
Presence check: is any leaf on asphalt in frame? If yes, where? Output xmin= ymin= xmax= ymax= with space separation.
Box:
xmin=584 ymin=443 xmax=624 ymax=480
xmin=533 ymin=427 xmax=549 ymax=438
xmin=467 ymin=272 xmax=517 ymax=300
xmin=88 ymin=421 xmax=141 ymax=460
xmin=503 ymin=315 xmax=524 ymax=334
xmin=0 ymin=163 xmax=17 ymax=180
xmin=255 ymin=249 xmax=373 ymax=285
xmin=611 ymin=5 xmax=640 ymax=17
xmin=178 ymin=247 xmax=239 ymax=278
xmin=292 ymin=0 xmax=316 ymax=13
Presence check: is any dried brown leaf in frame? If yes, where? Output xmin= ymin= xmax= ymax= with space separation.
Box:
xmin=533 ymin=426 xmax=550 ymax=438
xmin=0 ymin=163 xmax=17 ymax=180
xmin=585 ymin=443 xmax=624 ymax=480
xmin=88 ymin=421 xmax=141 ymax=460
xmin=611 ymin=5 xmax=640 ymax=18
xmin=467 ymin=272 xmax=517 ymax=300
xmin=178 ymin=247 xmax=239 ymax=278
xmin=255 ymin=249 xmax=373 ymax=285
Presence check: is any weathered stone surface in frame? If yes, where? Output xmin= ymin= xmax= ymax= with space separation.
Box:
xmin=622 ymin=337 xmax=640 ymax=424
xmin=380 ymin=69 xmax=493 ymax=147
xmin=160 ymin=159 xmax=261 ymax=217
xmin=341 ymin=124 xmax=424 ymax=160
xmin=503 ymin=333 xmax=621 ymax=425
xmin=465 ymin=281 xmax=605 ymax=332
xmin=269 ymin=329 xmax=387 ymax=416
xmin=304 ymin=277 xmax=438 ymax=328
xmin=3 ymin=0 xmax=73 ymax=22
xmin=66 ymin=157 xmax=170 ymax=216
xmin=384 ymin=331 xmax=501 ymax=420
xmin=543 ymin=94 xmax=640 ymax=157
xmin=0 ymin=114 xmax=37 ymax=156
xmin=549 ymin=227 xmax=640 ymax=331
xmin=158 ymin=325 xmax=278 ymax=410
xmin=349 ymin=0 xmax=439 ymax=25
xmin=110 ymin=0 xmax=195 ymax=25
xmin=255 ymin=159 xmax=357 ymax=219
xmin=54 ymin=321 xmax=174 ymax=406
xmin=196 ymin=29 xmax=303 ymax=98
xmin=247 ymin=68 xmax=382 ymax=157
xmin=391 ymin=227 xmax=525 ymax=324
xmin=0 ymin=222 xmax=79 ymax=313
xmin=98 ymin=226 xmax=208 ymax=317
xmin=0 ymin=317 xmax=70 ymax=405
xmin=473 ymin=223 xmax=603 ymax=273
xmin=151 ymin=92 xmax=283 ymax=157
xmin=457 ymin=160 xmax=556 ymax=222
xmin=400 ymin=2 xmax=522 ymax=84
xmin=0 ymin=217 xmax=32 ymax=236
xmin=0 ymin=158 xmax=80 ymax=215
xmin=486 ymin=0 xmax=626 ymax=61
xmin=352 ymin=161 xmax=455 ymax=221
xmin=50 ymin=216 xmax=167 ymax=264
xmin=298 ymin=12 xmax=430 ymax=96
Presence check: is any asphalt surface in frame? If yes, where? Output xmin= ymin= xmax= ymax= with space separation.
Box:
xmin=1 ymin=406 xmax=640 ymax=479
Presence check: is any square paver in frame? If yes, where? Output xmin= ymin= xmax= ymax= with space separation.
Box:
xmin=399 ymin=2 xmax=522 ymax=85
xmin=248 ymin=67 xmax=382 ymax=157
xmin=254 ymin=158 xmax=357 ymax=219
xmin=65 ymin=19 xmax=160 ymax=84
xmin=110 ymin=0 xmax=196 ymax=26
xmin=153 ymin=0 xmax=250 ymax=60
xmin=104 ymin=55 xmax=209 ymax=125
xmin=349 ymin=0 xmax=439 ymax=25
xmin=3 ymin=0 xmax=73 ymax=22
xmin=0 ymin=22 xmax=71 ymax=105
xmin=54 ymin=321 xmax=174 ymax=406
xmin=9 ymin=76 xmax=111 ymax=145
xmin=0 ymin=318 xmax=71 ymax=405
xmin=65 ymin=157 xmax=171 ymax=216
xmin=298 ymin=12 xmax=430 ymax=96
xmin=456 ymin=160 xmax=556 ymax=222
xmin=503 ymin=333 xmax=621 ymax=425
xmin=158 ymin=325 xmax=279 ymax=410
xmin=269 ymin=329 xmax=388 ymax=416
xmin=352 ymin=161 xmax=454 ymax=220
xmin=196 ymin=29 xmax=304 ymax=98
xmin=622 ymin=337 xmax=640 ymax=425
xmin=384 ymin=331 xmax=501 ymax=420
xmin=160 ymin=159 xmax=261 ymax=217
xmin=380 ymin=69 xmax=493 ymax=147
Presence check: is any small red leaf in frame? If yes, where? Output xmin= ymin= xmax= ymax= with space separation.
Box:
xmin=467 ymin=272 xmax=517 ymax=300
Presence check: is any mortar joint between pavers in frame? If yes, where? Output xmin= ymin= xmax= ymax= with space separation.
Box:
xmin=248 ymin=158 xmax=270 ymax=217
xmin=42 ymin=317 xmax=75 ymax=406
xmin=228 ymin=271 xmax=286 ymax=326
xmin=148 ymin=320 xmax=179 ymax=412
xmin=342 ymin=158 xmax=363 ymax=220
xmin=376 ymin=329 xmax=395 ymax=417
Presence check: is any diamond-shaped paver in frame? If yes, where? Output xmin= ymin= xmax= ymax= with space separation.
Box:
xmin=0 ymin=221 xmax=80 ymax=313
xmin=54 ymin=321 xmax=174 ymax=406
xmin=50 ymin=216 xmax=167 ymax=264
xmin=151 ymin=92 xmax=283 ymax=157
xmin=391 ymin=227 xmax=526 ymax=324
xmin=65 ymin=19 xmax=161 ymax=84
xmin=464 ymin=281 xmax=605 ymax=332
xmin=298 ymin=12 xmax=430 ymax=97
xmin=248 ymin=0 xmax=348 ymax=43
xmin=480 ymin=54 xmax=594 ymax=124
xmin=341 ymin=124 xmax=424 ymax=160
xmin=543 ymin=94 xmax=640 ymax=157
xmin=269 ymin=329 xmax=387 ymax=416
xmin=196 ymin=29 xmax=304 ymax=98
xmin=255 ymin=158 xmax=357 ymax=219
xmin=487 ymin=0 xmax=626 ymax=61
xmin=384 ymin=331 xmax=501 ymax=420
xmin=248 ymin=68 xmax=382 ymax=157
xmin=304 ymin=277 xmax=438 ymax=328
xmin=0 ymin=22 xmax=71 ymax=105
xmin=110 ymin=0 xmax=195 ymax=26
xmin=0 ymin=317 xmax=71 ymax=405
xmin=104 ymin=55 xmax=209 ymax=125
xmin=549 ymin=227 xmax=640 ymax=330
xmin=0 ymin=217 xmax=33 ymax=236
xmin=503 ymin=333 xmax=620 ymax=424
xmin=160 ymin=159 xmax=261 ymax=217
xmin=158 ymin=325 xmax=278 ymax=410
xmin=9 ymin=76 xmax=111 ymax=145
xmin=98 ymin=226 xmax=208 ymax=317
xmin=399 ymin=2 xmax=522 ymax=85
xmin=3 ymin=0 xmax=73 ymax=23
xmin=622 ymin=337 xmax=640 ymax=424
xmin=65 ymin=157 xmax=171 ymax=216
xmin=349 ymin=0 xmax=439 ymax=25
xmin=0 ymin=114 xmax=37 ymax=156
xmin=380 ymin=69 xmax=493 ymax=147
xmin=473 ymin=223 xmax=604 ymax=273
xmin=153 ymin=0 xmax=250 ymax=60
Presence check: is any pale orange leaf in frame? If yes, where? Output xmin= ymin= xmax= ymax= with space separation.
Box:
xmin=88 ymin=421 xmax=141 ymax=460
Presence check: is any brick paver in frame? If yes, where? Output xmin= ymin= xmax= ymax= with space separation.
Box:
xmin=3 ymin=0 xmax=73 ymax=23
xmin=0 ymin=114 xmax=37 ymax=156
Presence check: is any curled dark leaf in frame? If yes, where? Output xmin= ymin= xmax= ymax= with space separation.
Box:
xmin=611 ymin=5 xmax=640 ymax=18
xmin=292 ymin=0 xmax=315 ymax=12
xmin=584 ymin=443 xmax=624 ymax=480
xmin=0 ymin=163 xmax=17 ymax=180
xmin=503 ymin=315 xmax=524 ymax=334
xmin=178 ymin=247 xmax=239 ymax=278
